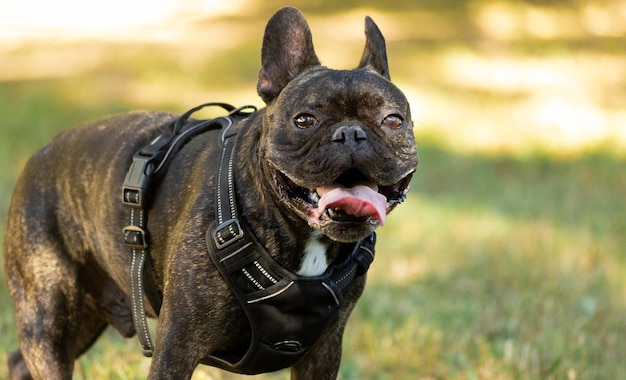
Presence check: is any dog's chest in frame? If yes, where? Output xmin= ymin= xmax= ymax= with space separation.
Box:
xmin=296 ymin=232 xmax=329 ymax=277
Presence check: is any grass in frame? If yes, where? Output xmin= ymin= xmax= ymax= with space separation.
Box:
xmin=1 ymin=0 xmax=626 ymax=379
xmin=362 ymin=146 xmax=626 ymax=379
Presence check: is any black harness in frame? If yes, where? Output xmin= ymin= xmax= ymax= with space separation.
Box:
xmin=121 ymin=103 xmax=375 ymax=373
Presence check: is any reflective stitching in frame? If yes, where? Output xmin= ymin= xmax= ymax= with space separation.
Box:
xmin=227 ymin=146 xmax=236 ymax=220
xmin=130 ymin=249 xmax=152 ymax=350
xmin=216 ymin=141 xmax=228 ymax=224
xmin=242 ymin=268 xmax=265 ymax=290
xmin=136 ymin=251 xmax=151 ymax=346
xmin=254 ymin=261 xmax=278 ymax=284
xmin=216 ymin=233 xmax=225 ymax=244
xmin=130 ymin=249 xmax=137 ymax=318
xmin=336 ymin=265 xmax=357 ymax=288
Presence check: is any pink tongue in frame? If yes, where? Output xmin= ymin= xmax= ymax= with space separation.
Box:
xmin=314 ymin=185 xmax=387 ymax=225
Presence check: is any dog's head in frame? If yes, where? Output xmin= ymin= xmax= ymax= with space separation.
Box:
xmin=257 ymin=7 xmax=418 ymax=243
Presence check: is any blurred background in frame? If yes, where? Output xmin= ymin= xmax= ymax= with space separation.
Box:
xmin=1 ymin=0 xmax=625 ymax=378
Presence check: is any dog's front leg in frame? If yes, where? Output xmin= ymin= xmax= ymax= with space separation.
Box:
xmin=290 ymin=320 xmax=346 ymax=380
xmin=291 ymin=277 xmax=366 ymax=380
xmin=146 ymin=304 xmax=201 ymax=380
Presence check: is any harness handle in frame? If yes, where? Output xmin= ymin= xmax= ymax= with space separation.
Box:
xmin=153 ymin=103 xmax=257 ymax=174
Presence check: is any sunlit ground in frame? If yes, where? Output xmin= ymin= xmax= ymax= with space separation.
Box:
xmin=1 ymin=0 xmax=625 ymax=379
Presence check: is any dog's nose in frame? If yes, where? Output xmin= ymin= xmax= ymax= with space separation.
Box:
xmin=331 ymin=124 xmax=367 ymax=144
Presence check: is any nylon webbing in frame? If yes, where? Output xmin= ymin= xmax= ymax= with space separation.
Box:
xmin=203 ymin=124 xmax=376 ymax=374
xmin=121 ymin=103 xmax=256 ymax=357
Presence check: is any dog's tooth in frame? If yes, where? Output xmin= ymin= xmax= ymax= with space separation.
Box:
xmin=327 ymin=208 xmax=343 ymax=218
xmin=309 ymin=191 xmax=320 ymax=203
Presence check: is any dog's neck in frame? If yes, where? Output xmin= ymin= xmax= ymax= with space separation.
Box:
xmin=233 ymin=115 xmax=344 ymax=275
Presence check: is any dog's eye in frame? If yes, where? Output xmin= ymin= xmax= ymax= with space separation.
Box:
xmin=294 ymin=114 xmax=318 ymax=129
xmin=382 ymin=114 xmax=403 ymax=129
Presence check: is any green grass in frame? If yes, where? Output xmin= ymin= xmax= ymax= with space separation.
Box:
xmin=357 ymin=145 xmax=626 ymax=379
xmin=2 ymin=1 xmax=626 ymax=379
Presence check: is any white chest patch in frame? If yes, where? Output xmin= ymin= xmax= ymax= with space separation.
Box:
xmin=296 ymin=233 xmax=328 ymax=277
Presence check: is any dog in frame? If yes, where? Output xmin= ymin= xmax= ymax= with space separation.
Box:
xmin=4 ymin=7 xmax=417 ymax=379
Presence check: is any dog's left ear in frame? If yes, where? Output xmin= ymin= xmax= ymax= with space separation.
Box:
xmin=357 ymin=17 xmax=390 ymax=80
xmin=257 ymin=7 xmax=321 ymax=104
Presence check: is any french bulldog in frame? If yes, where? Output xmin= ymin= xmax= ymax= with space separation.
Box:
xmin=4 ymin=6 xmax=417 ymax=380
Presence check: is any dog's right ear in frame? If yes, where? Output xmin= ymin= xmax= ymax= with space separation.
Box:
xmin=257 ymin=7 xmax=321 ymax=104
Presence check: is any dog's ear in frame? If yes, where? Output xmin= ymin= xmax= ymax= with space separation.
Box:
xmin=357 ymin=17 xmax=390 ymax=80
xmin=257 ymin=7 xmax=321 ymax=104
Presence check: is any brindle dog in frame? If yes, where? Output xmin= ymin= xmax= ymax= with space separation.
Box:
xmin=4 ymin=7 xmax=417 ymax=379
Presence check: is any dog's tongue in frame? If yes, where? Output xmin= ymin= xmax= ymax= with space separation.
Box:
xmin=314 ymin=185 xmax=387 ymax=225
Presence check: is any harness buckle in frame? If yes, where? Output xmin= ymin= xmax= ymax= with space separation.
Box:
xmin=122 ymin=152 xmax=158 ymax=208
xmin=123 ymin=225 xmax=148 ymax=249
xmin=213 ymin=219 xmax=244 ymax=249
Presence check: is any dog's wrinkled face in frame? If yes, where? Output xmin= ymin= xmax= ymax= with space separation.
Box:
xmin=257 ymin=8 xmax=418 ymax=243
xmin=266 ymin=69 xmax=416 ymax=242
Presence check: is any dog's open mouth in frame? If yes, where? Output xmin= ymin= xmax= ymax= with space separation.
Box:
xmin=272 ymin=167 xmax=413 ymax=226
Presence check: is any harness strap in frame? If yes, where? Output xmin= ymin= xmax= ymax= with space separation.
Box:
xmin=119 ymin=101 xmax=375 ymax=369
xmin=121 ymin=103 xmax=256 ymax=357
xmin=204 ymin=127 xmax=376 ymax=374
